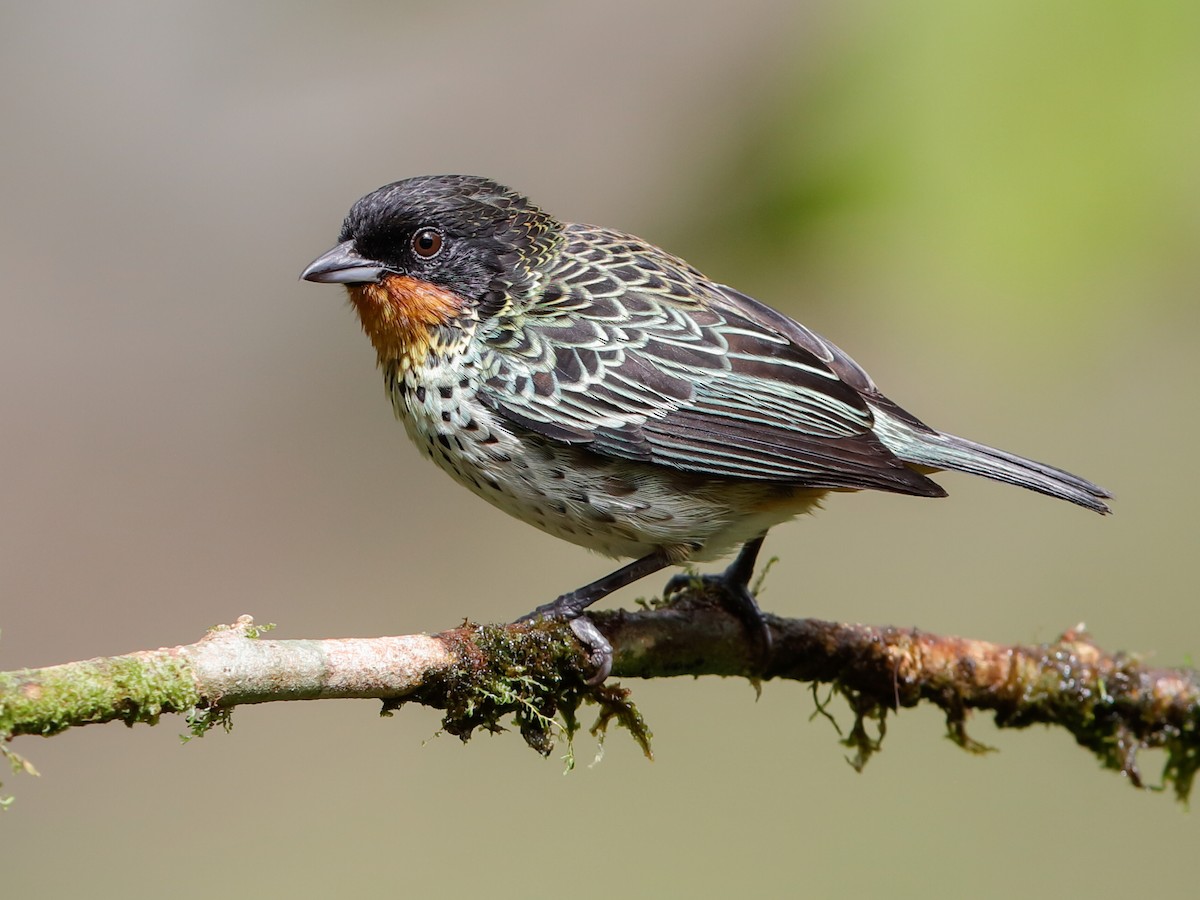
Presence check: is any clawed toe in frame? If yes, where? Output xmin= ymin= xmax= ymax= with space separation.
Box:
xmin=517 ymin=601 xmax=613 ymax=685
xmin=659 ymin=536 xmax=774 ymax=672
xmin=515 ymin=538 xmax=772 ymax=683
xmin=568 ymin=617 xmax=613 ymax=684
xmin=667 ymin=570 xmax=773 ymax=669
xmin=663 ymin=571 xmax=696 ymax=598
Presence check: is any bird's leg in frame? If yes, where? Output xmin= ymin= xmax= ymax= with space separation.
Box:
xmin=664 ymin=534 xmax=773 ymax=670
xmin=526 ymin=549 xmax=677 ymax=621
xmin=520 ymin=548 xmax=676 ymax=682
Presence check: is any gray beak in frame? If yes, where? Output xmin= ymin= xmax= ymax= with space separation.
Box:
xmin=300 ymin=240 xmax=387 ymax=284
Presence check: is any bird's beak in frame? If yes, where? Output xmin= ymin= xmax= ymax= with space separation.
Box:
xmin=300 ymin=240 xmax=387 ymax=285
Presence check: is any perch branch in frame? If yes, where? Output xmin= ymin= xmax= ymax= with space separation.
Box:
xmin=2 ymin=592 xmax=1197 ymax=800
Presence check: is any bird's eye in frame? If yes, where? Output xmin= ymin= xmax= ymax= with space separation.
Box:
xmin=411 ymin=227 xmax=444 ymax=259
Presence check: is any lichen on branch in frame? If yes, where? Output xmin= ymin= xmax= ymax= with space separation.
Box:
xmin=2 ymin=595 xmax=1198 ymax=803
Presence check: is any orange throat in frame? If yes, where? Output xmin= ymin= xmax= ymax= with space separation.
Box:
xmin=347 ymin=275 xmax=465 ymax=365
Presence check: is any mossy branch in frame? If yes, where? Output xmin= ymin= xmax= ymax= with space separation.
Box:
xmin=2 ymin=593 xmax=1198 ymax=802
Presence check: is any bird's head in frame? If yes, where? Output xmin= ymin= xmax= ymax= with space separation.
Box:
xmin=302 ymin=174 xmax=558 ymax=364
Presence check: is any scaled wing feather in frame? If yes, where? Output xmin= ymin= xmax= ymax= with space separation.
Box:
xmin=477 ymin=226 xmax=944 ymax=497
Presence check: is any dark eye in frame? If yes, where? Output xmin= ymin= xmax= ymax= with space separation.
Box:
xmin=411 ymin=227 xmax=444 ymax=259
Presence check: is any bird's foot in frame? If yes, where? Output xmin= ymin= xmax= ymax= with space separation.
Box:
xmin=664 ymin=564 xmax=773 ymax=673
xmin=518 ymin=596 xmax=613 ymax=685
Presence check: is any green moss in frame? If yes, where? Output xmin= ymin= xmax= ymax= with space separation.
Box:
xmin=835 ymin=686 xmax=889 ymax=773
xmin=0 ymin=652 xmax=201 ymax=804
xmin=207 ymin=620 xmax=275 ymax=640
xmin=0 ymin=653 xmax=199 ymax=738
xmin=182 ymin=706 xmax=234 ymax=741
xmin=415 ymin=621 xmax=653 ymax=767
xmin=1162 ymin=727 xmax=1199 ymax=806
xmin=0 ymin=741 xmax=39 ymax=810
xmin=589 ymin=683 xmax=653 ymax=764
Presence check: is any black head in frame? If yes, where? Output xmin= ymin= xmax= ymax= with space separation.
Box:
xmin=301 ymin=175 xmax=559 ymax=309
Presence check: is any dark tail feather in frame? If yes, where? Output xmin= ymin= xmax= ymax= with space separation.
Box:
xmin=872 ymin=410 xmax=1112 ymax=514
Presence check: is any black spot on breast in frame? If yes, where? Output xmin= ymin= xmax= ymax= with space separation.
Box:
xmin=415 ymin=386 xmax=426 ymax=403
xmin=439 ymin=386 xmax=454 ymax=400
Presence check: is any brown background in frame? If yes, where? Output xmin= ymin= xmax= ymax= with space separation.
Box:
xmin=3 ymin=2 xmax=1198 ymax=896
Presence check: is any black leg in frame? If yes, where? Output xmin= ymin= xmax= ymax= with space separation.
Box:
xmin=531 ymin=549 xmax=676 ymax=621
xmin=519 ymin=548 xmax=677 ymax=683
xmin=522 ymin=548 xmax=676 ymax=623
xmin=665 ymin=534 xmax=773 ymax=670
xmin=723 ymin=534 xmax=765 ymax=587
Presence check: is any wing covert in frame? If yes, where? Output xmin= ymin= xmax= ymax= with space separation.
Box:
xmin=476 ymin=227 xmax=943 ymax=496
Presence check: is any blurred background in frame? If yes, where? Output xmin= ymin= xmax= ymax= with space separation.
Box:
xmin=2 ymin=1 xmax=1197 ymax=895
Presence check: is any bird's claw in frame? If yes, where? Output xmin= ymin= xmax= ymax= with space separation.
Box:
xmin=662 ymin=570 xmax=774 ymax=674
xmin=663 ymin=570 xmax=699 ymax=598
xmin=569 ymin=617 xmax=613 ymax=685
xmin=518 ymin=603 xmax=613 ymax=685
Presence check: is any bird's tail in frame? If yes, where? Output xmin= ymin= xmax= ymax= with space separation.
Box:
xmin=871 ymin=408 xmax=1112 ymax=514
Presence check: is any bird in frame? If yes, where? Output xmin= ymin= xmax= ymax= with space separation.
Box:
xmin=301 ymin=174 xmax=1110 ymax=679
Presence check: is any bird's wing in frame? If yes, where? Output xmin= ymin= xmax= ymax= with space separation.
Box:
xmin=475 ymin=228 xmax=944 ymax=496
